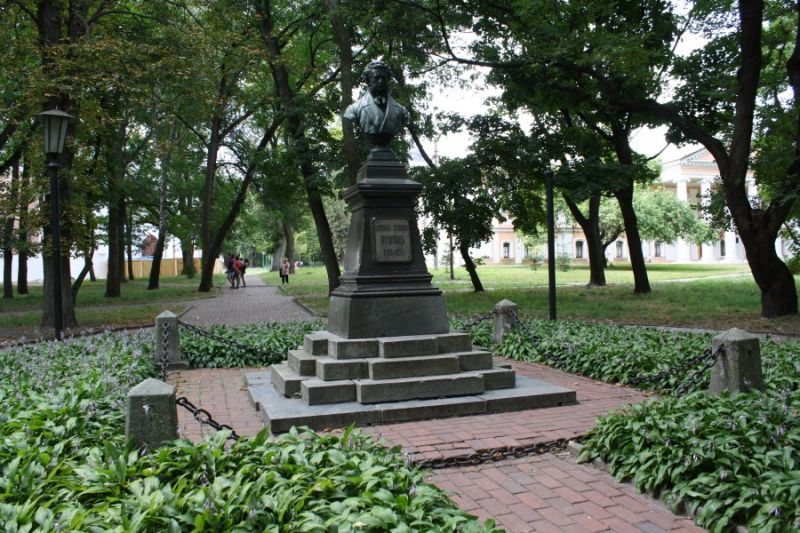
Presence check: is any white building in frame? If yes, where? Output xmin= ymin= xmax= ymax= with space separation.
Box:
xmin=433 ymin=148 xmax=786 ymax=267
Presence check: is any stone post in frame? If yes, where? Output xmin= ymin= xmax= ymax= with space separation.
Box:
xmin=710 ymin=328 xmax=764 ymax=395
xmin=125 ymin=378 xmax=178 ymax=450
xmin=493 ymin=299 xmax=520 ymax=344
xmin=155 ymin=311 xmax=186 ymax=368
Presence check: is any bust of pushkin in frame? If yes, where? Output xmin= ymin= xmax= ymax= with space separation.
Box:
xmin=344 ymin=60 xmax=410 ymax=147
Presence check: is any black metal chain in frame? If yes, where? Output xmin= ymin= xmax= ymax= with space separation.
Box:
xmin=176 ymin=396 xmax=240 ymax=441
xmin=673 ymin=345 xmax=725 ymax=396
xmin=410 ymin=438 xmax=569 ymax=469
xmin=160 ymin=320 xmax=170 ymax=382
xmin=460 ymin=312 xmax=493 ymax=330
xmin=177 ymin=319 xmax=284 ymax=359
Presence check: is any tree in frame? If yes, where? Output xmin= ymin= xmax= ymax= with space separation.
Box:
xmin=416 ymin=156 xmax=504 ymax=291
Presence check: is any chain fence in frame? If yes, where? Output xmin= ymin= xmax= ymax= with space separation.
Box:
xmin=410 ymin=438 xmax=569 ymax=469
xmin=177 ymin=319 xmax=285 ymax=361
xmin=495 ymin=309 xmax=724 ymax=395
xmin=176 ymin=396 xmax=241 ymax=441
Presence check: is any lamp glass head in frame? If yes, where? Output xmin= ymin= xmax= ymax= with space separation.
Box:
xmin=37 ymin=108 xmax=73 ymax=155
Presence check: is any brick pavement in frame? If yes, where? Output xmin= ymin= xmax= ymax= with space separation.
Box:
xmin=170 ymin=358 xmax=702 ymax=532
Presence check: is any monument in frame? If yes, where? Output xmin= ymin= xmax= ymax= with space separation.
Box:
xmin=247 ymin=61 xmax=575 ymax=432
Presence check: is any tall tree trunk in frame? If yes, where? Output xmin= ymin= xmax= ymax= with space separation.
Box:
xmin=148 ymin=165 xmax=169 ymax=290
xmin=126 ymin=209 xmax=134 ymax=281
xmin=615 ymin=185 xmax=651 ymax=293
xmin=257 ymin=3 xmax=341 ymax=293
xmin=459 ymin=243 xmax=484 ymax=291
xmin=608 ymin=120 xmax=651 ymax=294
xmin=564 ymin=193 xmax=607 ymax=287
xmin=105 ymin=198 xmax=122 ymax=297
xmin=2 ymin=156 xmax=18 ymax=298
xmin=181 ymin=242 xmax=196 ymax=277
xmin=271 ymin=242 xmax=285 ymax=271
xmin=2 ymin=216 xmax=13 ymax=299
xmin=325 ymin=0 xmax=359 ymax=185
xmin=283 ymin=219 xmax=295 ymax=273
xmin=71 ymin=248 xmax=93 ymax=301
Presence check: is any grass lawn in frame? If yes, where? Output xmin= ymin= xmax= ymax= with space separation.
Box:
xmin=265 ymin=263 xmax=800 ymax=335
xmin=0 ymin=273 xmax=233 ymax=341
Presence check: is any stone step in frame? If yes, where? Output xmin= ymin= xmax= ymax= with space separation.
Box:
xmin=479 ymin=368 xmax=516 ymax=390
xmin=271 ymin=364 xmax=303 ymax=398
xmin=356 ymin=373 xmax=484 ymax=404
xmin=302 ymin=379 xmax=356 ymax=405
xmin=328 ymin=338 xmax=378 ymax=359
xmin=378 ymin=335 xmax=438 ymax=358
xmin=243 ymin=371 xmax=271 ymax=387
xmin=304 ymin=331 xmax=335 ymax=355
xmin=455 ymin=350 xmax=494 ymax=371
xmin=437 ymin=332 xmax=474 ymax=353
xmin=287 ymin=349 xmax=317 ymax=376
xmin=316 ymin=358 xmax=367 ymax=381
xmin=368 ymin=354 xmax=460 ymax=380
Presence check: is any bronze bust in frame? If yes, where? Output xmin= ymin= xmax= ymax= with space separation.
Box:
xmin=344 ymin=61 xmax=410 ymax=147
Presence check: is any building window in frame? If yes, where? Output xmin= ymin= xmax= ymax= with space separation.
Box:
xmin=575 ymin=240 xmax=583 ymax=259
xmin=720 ymin=238 xmax=726 ymax=257
xmin=654 ymin=241 xmax=662 ymax=258
xmin=616 ymin=241 xmax=624 ymax=258
xmin=502 ymin=242 xmax=510 ymax=258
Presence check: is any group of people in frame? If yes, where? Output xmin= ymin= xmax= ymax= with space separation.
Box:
xmin=224 ymin=254 xmax=248 ymax=289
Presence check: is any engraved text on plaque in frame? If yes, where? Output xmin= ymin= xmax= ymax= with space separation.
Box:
xmin=373 ymin=218 xmax=411 ymax=262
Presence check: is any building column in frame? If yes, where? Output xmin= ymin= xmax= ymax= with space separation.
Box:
xmin=675 ymin=178 xmax=692 ymax=262
xmin=700 ymin=179 xmax=715 ymax=262
xmin=723 ymin=231 xmax=738 ymax=262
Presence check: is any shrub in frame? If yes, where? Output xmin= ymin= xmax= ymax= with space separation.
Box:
xmin=179 ymin=321 xmax=323 ymax=368
xmin=0 ymin=333 xmax=498 ymax=532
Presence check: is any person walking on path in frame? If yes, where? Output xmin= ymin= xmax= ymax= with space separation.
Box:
xmin=231 ymin=257 xmax=241 ymax=289
xmin=225 ymin=253 xmax=236 ymax=288
xmin=239 ymin=258 xmax=248 ymax=288
xmin=280 ymin=258 xmax=290 ymax=284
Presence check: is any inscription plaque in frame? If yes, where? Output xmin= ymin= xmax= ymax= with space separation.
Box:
xmin=373 ymin=218 xmax=412 ymax=262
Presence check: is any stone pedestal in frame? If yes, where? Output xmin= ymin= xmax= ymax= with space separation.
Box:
xmin=247 ymin=149 xmax=576 ymax=432
xmin=126 ymin=378 xmax=178 ymax=450
xmin=328 ymin=148 xmax=448 ymax=339
xmin=710 ymin=328 xmax=764 ymax=395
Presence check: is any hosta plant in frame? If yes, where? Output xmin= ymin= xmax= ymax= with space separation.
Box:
xmin=180 ymin=321 xmax=323 ymax=368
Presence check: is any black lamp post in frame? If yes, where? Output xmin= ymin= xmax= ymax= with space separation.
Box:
xmin=37 ymin=108 xmax=73 ymax=340
xmin=544 ymin=169 xmax=556 ymax=321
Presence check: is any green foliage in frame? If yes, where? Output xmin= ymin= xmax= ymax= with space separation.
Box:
xmin=494 ymin=319 xmax=800 ymax=531
xmin=579 ymin=389 xmax=800 ymax=532
xmin=180 ymin=321 xmax=324 ymax=368
xmin=0 ymin=332 xmax=497 ymax=532
xmin=495 ymin=320 xmax=711 ymax=391
xmin=449 ymin=317 xmax=493 ymax=348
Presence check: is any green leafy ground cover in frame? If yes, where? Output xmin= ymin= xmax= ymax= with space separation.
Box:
xmin=469 ymin=319 xmax=800 ymax=532
xmin=180 ymin=321 xmax=323 ymax=368
xmin=1 ymin=332 xmax=497 ymax=532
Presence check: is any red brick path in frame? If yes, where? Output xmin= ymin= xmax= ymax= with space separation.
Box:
xmin=170 ymin=359 xmax=703 ymax=532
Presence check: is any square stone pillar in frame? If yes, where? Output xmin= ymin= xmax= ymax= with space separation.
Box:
xmin=126 ymin=378 xmax=178 ymax=450
xmin=155 ymin=311 xmax=187 ymax=369
xmin=710 ymin=328 xmax=764 ymax=395
xmin=493 ymin=299 xmax=520 ymax=344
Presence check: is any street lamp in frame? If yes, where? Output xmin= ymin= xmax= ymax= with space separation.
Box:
xmin=37 ymin=107 xmax=73 ymax=340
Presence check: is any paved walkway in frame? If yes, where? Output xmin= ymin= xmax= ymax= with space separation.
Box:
xmin=179 ymin=274 xmax=316 ymax=326
xmin=168 ymin=276 xmax=703 ymax=532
